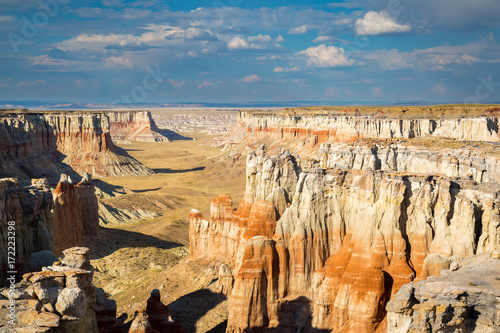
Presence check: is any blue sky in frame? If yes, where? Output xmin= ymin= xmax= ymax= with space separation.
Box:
xmin=1 ymin=0 xmax=500 ymax=104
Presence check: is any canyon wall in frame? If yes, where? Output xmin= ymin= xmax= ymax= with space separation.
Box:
xmin=0 ymin=177 xmax=54 ymax=276
xmin=0 ymin=112 xmax=153 ymax=182
xmin=190 ymin=142 xmax=500 ymax=332
xmin=108 ymin=110 xmax=170 ymax=143
xmin=0 ymin=173 xmax=100 ymax=277
xmin=235 ymin=111 xmax=500 ymax=143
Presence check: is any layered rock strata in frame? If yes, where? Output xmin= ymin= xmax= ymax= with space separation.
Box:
xmin=318 ymin=142 xmax=500 ymax=183
xmin=0 ymin=247 xmax=108 ymax=333
xmin=0 ymin=177 xmax=54 ymax=277
xmin=0 ymin=112 xmax=152 ymax=181
xmin=53 ymin=173 xmax=100 ymax=253
xmin=108 ymin=111 xmax=170 ymax=143
xmin=387 ymin=252 xmax=500 ymax=333
xmin=235 ymin=111 xmax=500 ymax=143
xmin=190 ymin=147 xmax=500 ymax=332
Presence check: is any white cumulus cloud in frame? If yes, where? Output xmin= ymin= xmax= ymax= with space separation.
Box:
xmin=288 ymin=25 xmax=308 ymax=35
xmin=355 ymin=11 xmax=411 ymax=35
xmin=227 ymin=36 xmax=249 ymax=49
xmin=299 ymin=44 xmax=354 ymax=68
xmin=238 ymin=74 xmax=262 ymax=83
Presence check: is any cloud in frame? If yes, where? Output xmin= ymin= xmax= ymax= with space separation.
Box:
xmin=247 ymin=34 xmax=272 ymax=43
xmin=165 ymin=27 xmax=217 ymax=41
xmin=227 ymin=36 xmax=249 ymax=50
xmin=288 ymin=25 xmax=308 ymax=35
xmin=106 ymin=40 xmax=150 ymax=51
xmin=227 ymin=34 xmax=280 ymax=50
xmin=16 ymin=80 xmax=45 ymax=87
xmin=360 ymin=38 xmax=498 ymax=71
xmin=105 ymin=56 xmax=132 ymax=68
xmin=273 ymin=67 xmax=299 ymax=72
xmin=355 ymin=11 xmax=411 ymax=35
xmin=312 ymin=36 xmax=337 ymax=43
xmin=299 ymin=44 xmax=354 ymax=68
xmin=238 ymin=74 xmax=262 ymax=83
xmin=196 ymin=81 xmax=216 ymax=89
xmin=256 ymin=55 xmax=281 ymax=60
xmin=168 ymin=79 xmax=186 ymax=87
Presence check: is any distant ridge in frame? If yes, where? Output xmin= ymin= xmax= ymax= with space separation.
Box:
xmin=1 ymin=100 xmax=499 ymax=110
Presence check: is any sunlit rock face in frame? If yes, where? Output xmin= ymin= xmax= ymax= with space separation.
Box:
xmin=190 ymin=144 xmax=500 ymax=332
xmin=387 ymin=252 xmax=500 ymax=333
xmin=0 ymin=112 xmax=153 ymax=180
xmin=236 ymin=111 xmax=500 ymax=143
xmin=108 ymin=111 xmax=170 ymax=143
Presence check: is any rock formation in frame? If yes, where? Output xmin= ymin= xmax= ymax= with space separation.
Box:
xmin=233 ymin=110 xmax=500 ymax=144
xmin=1 ymin=173 xmax=101 ymax=277
xmin=0 ymin=112 xmax=153 ymax=181
xmin=0 ymin=247 xmax=114 ymax=333
xmin=387 ymin=252 xmax=500 ymax=333
xmin=53 ymin=173 xmax=100 ymax=253
xmin=190 ymin=143 xmax=500 ymax=332
xmin=128 ymin=289 xmax=185 ymax=333
xmin=108 ymin=111 xmax=170 ymax=143
xmin=0 ymin=177 xmax=54 ymax=278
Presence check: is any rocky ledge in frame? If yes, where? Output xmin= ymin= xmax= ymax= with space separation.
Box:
xmin=387 ymin=252 xmax=500 ymax=333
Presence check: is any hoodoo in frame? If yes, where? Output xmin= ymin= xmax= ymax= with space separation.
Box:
xmin=190 ymin=108 xmax=500 ymax=332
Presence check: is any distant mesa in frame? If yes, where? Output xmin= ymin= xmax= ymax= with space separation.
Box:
xmin=108 ymin=110 xmax=171 ymax=143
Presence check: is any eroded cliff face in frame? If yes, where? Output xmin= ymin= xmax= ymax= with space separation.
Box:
xmin=108 ymin=111 xmax=170 ymax=143
xmin=236 ymin=111 xmax=500 ymax=143
xmin=189 ymin=146 xmax=300 ymax=265
xmin=0 ymin=173 xmax=101 ymax=277
xmin=53 ymin=173 xmax=100 ymax=253
xmin=318 ymin=142 xmax=500 ymax=183
xmin=0 ymin=178 xmax=54 ymax=276
xmin=189 ymin=146 xmax=500 ymax=332
xmin=0 ymin=112 xmax=153 ymax=181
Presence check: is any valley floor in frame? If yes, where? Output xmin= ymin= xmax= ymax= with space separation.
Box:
xmin=86 ymin=131 xmax=245 ymax=332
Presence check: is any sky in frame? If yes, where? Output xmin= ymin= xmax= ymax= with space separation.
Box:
xmin=0 ymin=0 xmax=500 ymax=104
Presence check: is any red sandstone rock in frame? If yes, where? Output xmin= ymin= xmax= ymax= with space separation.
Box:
xmin=191 ymin=145 xmax=500 ymax=333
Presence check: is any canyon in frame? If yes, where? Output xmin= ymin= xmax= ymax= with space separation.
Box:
xmin=189 ymin=106 xmax=500 ymax=332
xmin=1 ymin=106 xmax=499 ymax=333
